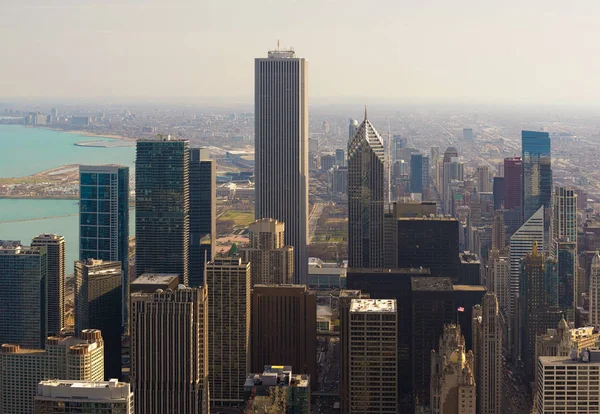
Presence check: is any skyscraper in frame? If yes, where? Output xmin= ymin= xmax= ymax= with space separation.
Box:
xmin=188 ymin=147 xmax=216 ymax=286
xmin=476 ymin=165 xmax=492 ymax=193
xmin=74 ymin=259 xmax=122 ymax=380
xmin=472 ymin=293 xmax=502 ymax=414
xmin=79 ymin=165 xmax=129 ymax=324
xmin=348 ymin=299 xmax=397 ymax=413
xmin=521 ymin=131 xmax=552 ymax=240
xmin=552 ymin=186 xmax=578 ymax=244
xmin=135 ymin=135 xmax=189 ymax=284
xmin=131 ymin=285 xmax=208 ymax=414
xmin=410 ymin=153 xmax=424 ymax=194
xmin=556 ymin=241 xmax=577 ymax=319
xmin=250 ymin=285 xmax=316 ymax=387
xmin=31 ymin=234 xmax=65 ymax=337
xmin=508 ymin=206 xmax=544 ymax=319
xmin=255 ymin=49 xmax=308 ymax=283
xmin=348 ymin=110 xmax=385 ymax=268
xmin=503 ymin=157 xmax=522 ymax=211
xmin=241 ymin=219 xmax=294 ymax=286
xmin=590 ymin=252 xmax=600 ymax=329
xmin=0 ymin=241 xmax=47 ymax=349
xmin=206 ymin=258 xmax=251 ymax=405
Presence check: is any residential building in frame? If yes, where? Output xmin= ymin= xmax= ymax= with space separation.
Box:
xmin=135 ymin=135 xmax=189 ymax=284
xmin=131 ymin=286 xmax=208 ymax=414
xmin=35 ymin=379 xmax=133 ymax=414
xmin=244 ymin=366 xmax=310 ymax=414
xmin=241 ymin=219 xmax=293 ymax=286
xmin=31 ymin=234 xmax=65 ymax=336
xmin=206 ymin=258 xmax=251 ymax=405
xmin=255 ymin=49 xmax=308 ymax=283
xmin=348 ymin=110 xmax=385 ymax=268
xmin=74 ymin=259 xmax=122 ymax=380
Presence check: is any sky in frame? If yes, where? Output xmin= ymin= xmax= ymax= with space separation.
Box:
xmin=2 ymin=0 xmax=600 ymax=104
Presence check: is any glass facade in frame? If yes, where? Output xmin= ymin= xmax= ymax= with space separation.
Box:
xmin=521 ymin=131 xmax=552 ymax=228
xmin=410 ymin=153 xmax=423 ymax=194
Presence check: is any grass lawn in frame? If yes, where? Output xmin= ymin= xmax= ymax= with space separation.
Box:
xmin=219 ymin=210 xmax=255 ymax=227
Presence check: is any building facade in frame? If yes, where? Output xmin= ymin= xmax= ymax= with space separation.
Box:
xmin=590 ymin=252 xmax=600 ymax=329
xmin=503 ymin=157 xmax=522 ymax=211
xmin=135 ymin=135 xmax=190 ymax=284
xmin=255 ymin=49 xmax=309 ymax=283
xmin=244 ymin=366 xmax=310 ymax=414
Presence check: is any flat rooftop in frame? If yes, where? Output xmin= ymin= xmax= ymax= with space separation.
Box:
xmin=453 ymin=285 xmax=487 ymax=292
xmin=411 ymin=277 xmax=453 ymax=292
xmin=131 ymin=273 xmax=180 ymax=285
xmin=348 ymin=267 xmax=431 ymax=275
xmin=539 ymin=356 xmax=600 ymax=366
xmin=350 ymin=299 xmax=396 ymax=313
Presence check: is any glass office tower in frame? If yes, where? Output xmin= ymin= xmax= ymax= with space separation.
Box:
xmin=522 ymin=131 xmax=552 ymax=224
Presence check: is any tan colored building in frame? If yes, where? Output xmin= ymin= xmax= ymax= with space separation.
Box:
xmin=131 ymin=285 xmax=208 ymax=414
xmin=241 ymin=218 xmax=293 ymax=286
xmin=206 ymin=258 xmax=251 ymax=405
xmin=250 ymin=285 xmax=316 ymax=388
xmin=430 ymin=324 xmax=476 ymax=414
xmin=31 ymin=234 xmax=65 ymax=337
xmin=348 ymin=299 xmax=397 ymax=413
xmin=0 ymin=329 xmax=104 ymax=414
xmin=472 ymin=293 xmax=502 ymax=414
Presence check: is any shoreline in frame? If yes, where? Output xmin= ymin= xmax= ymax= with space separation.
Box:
xmin=0 ymin=196 xmax=79 ymax=200
xmin=41 ymin=126 xmax=136 ymax=142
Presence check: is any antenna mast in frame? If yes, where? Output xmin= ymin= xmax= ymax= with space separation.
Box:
xmin=387 ymin=118 xmax=392 ymax=207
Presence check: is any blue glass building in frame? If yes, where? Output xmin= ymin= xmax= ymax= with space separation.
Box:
xmin=79 ymin=165 xmax=129 ymax=324
xmin=521 ymin=130 xmax=552 ymax=226
xmin=410 ymin=153 xmax=423 ymax=194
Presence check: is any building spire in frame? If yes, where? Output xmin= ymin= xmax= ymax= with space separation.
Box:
xmin=364 ymin=105 xmax=368 ymax=121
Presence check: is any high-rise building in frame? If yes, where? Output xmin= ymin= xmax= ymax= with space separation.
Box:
xmin=332 ymin=166 xmax=348 ymax=195
xmin=189 ymin=147 xmax=216 ymax=286
xmin=35 ymin=379 xmax=133 ymax=414
xmin=74 ymin=259 xmax=122 ymax=380
xmin=206 ymin=258 xmax=251 ymax=405
xmin=491 ymin=211 xmax=506 ymax=252
xmin=492 ymin=177 xmax=504 ymax=210
xmin=335 ymin=148 xmax=345 ymax=167
xmin=430 ymin=324 xmax=476 ymax=414
xmin=503 ymin=157 xmax=522 ymax=213
xmin=491 ymin=256 xmax=510 ymax=313
xmin=590 ymin=252 xmax=600 ymax=329
xmin=508 ymin=206 xmax=544 ymax=318
xmin=255 ymin=49 xmax=308 ymax=284
xmin=131 ymin=286 xmax=208 ymax=414
xmin=553 ymin=186 xmax=578 ymax=244
xmin=556 ymin=241 xmax=577 ymax=319
xmin=536 ymin=353 xmax=600 ymax=414
xmin=241 ymin=219 xmax=293 ymax=286
xmin=320 ymin=154 xmax=336 ymax=172
xmin=410 ymin=153 xmax=424 ymax=194
xmin=463 ymin=128 xmax=474 ymax=140
xmin=31 ymin=234 xmax=65 ymax=337
xmin=521 ymin=131 xmax=552 ymax=239
xmin=250 ymin=285 xmax=316 ymax=388
xmin=472 ymin=293 xmax=502 ymax=414
xmin=0 ymin=241 xmax=47 ymax=349
xmin=476 ymin=165 xmax=492 ymax=193
xmin=0 ymin=330 xmax=104 ymax=414
xmin=348 ymin=110 xmax=385 ymax=268
xmin=348 ymin=299 xmax=397 ymax=413
xmin=79 ymin=165 xmax=130 ymax=324
xmin=243 ymin=366 xmax=310 ymax=413
xmin=135 ymin=135 xmax=189 ymax=284
xmin=442 ymin=149 xmax=464 ymax=214
xmin=349 ymin=119 xmax=359 ymax=140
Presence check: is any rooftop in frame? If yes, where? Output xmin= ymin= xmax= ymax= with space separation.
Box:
xmin=453 ymin=285 xmax=487 ymax=292
xmin=36 ymin=379 xmax=132 ymax=401
xmin=350 ymin=299 xmax=396 ymax=313
xmin=411 ymin=277 xmax=453 ymax=292
xmin=348 ymin=267 xmax=431 ymax=275
xmin=131 ymin=273 xmax=180 ymax=285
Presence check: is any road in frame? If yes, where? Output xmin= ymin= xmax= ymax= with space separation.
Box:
xmin=308 ymin=202 xmax=326 ymax=243
xmin=502 ymin=360 xmax=532 ymax=414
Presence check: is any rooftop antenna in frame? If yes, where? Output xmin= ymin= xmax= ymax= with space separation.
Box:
xmin=277 ymin=39 xmax=280 ymax=50
xmin=387 ymin=118 xmax=392 ymax=207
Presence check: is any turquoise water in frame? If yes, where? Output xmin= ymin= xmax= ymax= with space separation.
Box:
xmin=0 ymin=125 xmax=135 ymax=177
xmin=0 ymin=126 xmax=137 ymax=272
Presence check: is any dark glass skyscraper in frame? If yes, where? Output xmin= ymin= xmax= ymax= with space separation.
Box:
xmin=522 ymin=131 xmax=552 ymax=230
xmin=79 ymin=165 xmax=129 ymax=324
xmin=189 ymin=148 xmax=215 ymax=287
xmin=410 ymin=153 xmax=423 ymax=194
xmin=135 ymin=135 xmax=190 ymax=285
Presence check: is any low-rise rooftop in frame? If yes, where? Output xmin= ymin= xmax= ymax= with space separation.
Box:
xmin=350 ymin=299 xmax=396 ymax=313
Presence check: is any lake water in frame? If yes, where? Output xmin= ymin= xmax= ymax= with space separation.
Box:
xmin=0 ymin=126 xmax=136 ymax=272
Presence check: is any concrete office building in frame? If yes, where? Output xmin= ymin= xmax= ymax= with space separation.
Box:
xmin=590 ymin=252 xmax=600 ymax=329
xmin=74 ymin=259 xmax=122 ymax=380
xmin=348 ymin=299 xmax=397 ymax=413
xmin=241 ymin=219 xmax=293 ymax=286
xmin=251 ymin=285 xmax=316 ymax=388
xmin=131 ymin=286 xmax=208 ymax=414
xmin=503 ymin=157 xmax=522 ymax=211
xmin=430 ymin=324 xmax=476 ymax=414
xmin=0 ymin=330 xmax=104 ymax=414
xmin=476 ymin=165 xmax=491 ymax=193
xmin=135 ymin=135 xmax=189 ymax=284
xmin=35 ymin=379 xmax=133 ymax=414
xmin=472 ymin=293 xmax=502 ymax=414
xmin=244 ymin=365 xmax=310 ymax=414
xmin=0 ymin=241 xmax=47 ymax=349
xmin=31 ymin=234 xmax=65 ymax=336
xmin=79 ymin=165 xmax=129 ymax=326
xmin=553 ymin=186 xmax=578 ymax=245
xmin=206 ymin=258 xmax=251 ymax=405
xmin=491 ymin=256 xmax=510 ymax=313
xmin=536 ymin=352 xmax=600 ymax=414
xmin=348 ymin=110 xmax=385 ymax=269
xmin=255 ymin=49 xmax=308 ymax=283
xmin=189 ymin=147 xmax=216 ymax=286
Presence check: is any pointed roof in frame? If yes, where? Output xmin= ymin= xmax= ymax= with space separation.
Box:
xmin=348 ymin=107 xmax=385 ymax=161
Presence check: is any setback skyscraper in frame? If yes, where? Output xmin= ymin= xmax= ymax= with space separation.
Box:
xmin=31 ymin=234 xmax=65 ymax=337
xmin=135 ymin=135 xmax=190 ymax=284
xmin=189 ymin=148 xmax=216 ymax=287
xmin=348 ymin=110 xmax=385 ymax=268
xmin=79 ymin=165 xmax=129 ymax=325
xmin=255 ymin=49 xmax=308 ymax=283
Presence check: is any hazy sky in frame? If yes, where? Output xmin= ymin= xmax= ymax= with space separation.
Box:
xmin=2 ymin=0 xmax=600 ymax=104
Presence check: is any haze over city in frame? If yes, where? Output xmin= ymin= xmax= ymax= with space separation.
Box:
xmin=2 ymin=0 xmax=600 ymax=104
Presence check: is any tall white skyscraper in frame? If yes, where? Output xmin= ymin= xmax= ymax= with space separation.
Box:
xmin=255 ymin=49 xmax=308 ymax=283
xmin=508 ymin=206 xmax=544 ymax=318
